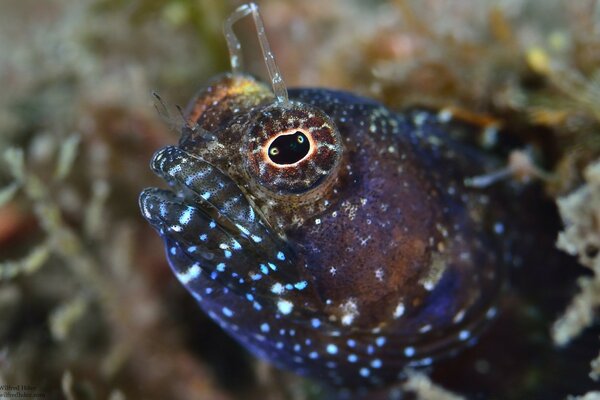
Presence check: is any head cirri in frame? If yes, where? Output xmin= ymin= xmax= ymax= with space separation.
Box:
xmin=139 ymin=2 xmax=505 ymax=391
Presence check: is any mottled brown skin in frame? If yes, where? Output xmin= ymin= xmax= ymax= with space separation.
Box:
xmin=141 ymin=72 xmax=510 ymax=389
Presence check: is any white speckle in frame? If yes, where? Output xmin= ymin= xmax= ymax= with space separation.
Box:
xmin=375 ymin=268 xmax=384 ymax=281
xmin=423 ymin=280 xmax=435 ymax=291
xmin=222 ymin=307 xmax=234 ymax=317
xmin=404 ymin=347 xmax=415 ymax=357
xmin=315 ymin=218 xmax=321 ymax=225
xmin=494 ymin=222 xmax=505 ymax=234
xmin=232 ymin=240 xmax=242 ymax=250
xmin=268 ymin=263 xmax=277 ymax=271
xmin=277 ymin=300 xmax=293 ymax=315
xmin=199 ymin=233 xmax=208 ymax=241
xmin=179 ymin=208 xmax=193 ymax=225
xmin=371 ymin=359 xmax=382 ymax=368
xmin=177 ymin=263 xmax=201 ymax=284
xmin=453 ymin=309 xmax=466 ymax=323
xmin=294 ymin=281 xmax=308 ymax=290
xmin=271 ymin=283 xmax=285 ymax=294
xmin=437 ymin=109 xmax=453 ymax=122
xmin=393 ymin=302 xmax=405 ymax=319
xmin=260 ymin=264 xmax=269 ymax=275
xmin=250 ymin=273 xmax=262 ymax=281
xmin=486 ymin=307 xmax=497 ymax=319
xmin=235 ymin=223 xmax=250 ymax=236
xmin=340 ymin=298 xmax=359 ymax=326
xmin=414 ymin=112 xmax=427 ymax=126
xmin=326 ymin=344 xmax=338 ymax=354
xmin=348 ymin=354 xmax=358 ymax=363
xmin=209 ymin=221 xmax=216 ymax=229
xmin=419 ymin=324 xmax=432 ymax=333
xmin=201 ymin=191 xmax=211 ymax=200
xmin=260 ymin=323 xmax=270 ymax=333
xmin=459 ymin=330 xmax=471 ymax=341
xmin=359 ymin=368 xmax=370 ymax=378
xmin=329 ymin=267 xmax=337 ymax=276
xmin=170 ymin=225 xmax=182 ymax=232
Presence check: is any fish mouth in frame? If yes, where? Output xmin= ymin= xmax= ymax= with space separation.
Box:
xmin=139 ymin=145 xmax=266 ymax=240
xmin=139 ymin=146 xmax=314 ymax=314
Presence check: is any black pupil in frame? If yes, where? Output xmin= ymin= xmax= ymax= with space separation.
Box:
xmin=268 ymin=131 xmax=310 ymax=165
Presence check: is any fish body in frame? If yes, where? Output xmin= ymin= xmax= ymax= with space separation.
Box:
xmin=140 ymin=73 xmax=510 ymax=388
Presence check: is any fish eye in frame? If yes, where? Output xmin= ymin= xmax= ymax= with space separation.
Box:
xmin=244 ymin=102 xmax=343 ymax=194
xmin=267 ymin=131 xmax=310 ymax=165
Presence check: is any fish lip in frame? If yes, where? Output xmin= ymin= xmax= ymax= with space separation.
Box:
xmin=140 ymin=145 xmax=254 ymax=236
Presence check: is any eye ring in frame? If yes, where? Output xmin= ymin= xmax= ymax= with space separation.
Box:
xmin=264 ymin=130 xmax=314 ymax=166
xmin=244 ymin=102 xmax=342 ymax=195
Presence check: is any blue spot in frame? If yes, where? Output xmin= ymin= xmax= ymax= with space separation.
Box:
xmin=170 ymin=247 xmax=177 ymax=255
xmin=347 ymin=339 xmax=356 ymax=348
xmin=224 ymin=250 xmax=232 ymax=258
xmin=253 ymin=302 xmax=262 ymax=311
xmin=209 ymin=221 xmax=216 ymax=229
xmin=205 ymin=288 xmax=213 ymax=294
xmin=260 ymin=323 xmax=270 ymax=333
xmin=348 ymin=354 xmax=358 ymax=363
xmin=250 ymin=273 xmax=262 ymax=281
xmin=246 ymin=293 xmax=254 ymax=301
xmin=260 ymin=264 xmax=269 ymax=275
xmin=222 ymin=307 xmax=234 ymax=317
xmin=404 ymin=347 xmax=415 ymax=357
xmin=201 ymin=191 xmax=211 ymax=200
xmin=268 ymin=262 xmax=277 ymax=271
xmin=375 ymin=337 xmax=386 ymax=347
xmin=187 ymin=246 xmax=197 ymax=252
xmin=276 ymin=342 xmax=284 ymax=349
xmin=371 ymin=359 xmax=382 ymax=368
xmin=276 ymin=251 xmax=285 ymax=260
xmin=326 ymin=344 xmax=338 ymax=354
xmin=294 ymin=281 xmax=308 ymax=290
xmin=199 ymin=233 xmax=207 ymax=241
xmin=309 ymin=352 xmax=318 ymax=359
xmin=311 ymin=319 xmax=321 ymax=328
xmin=367 ymin=345 xmax=375 ymax=354
xmin=359 ymin=368 xmax=370 ymax=378
xmin=216 ymin=263 xmax=226 ymax=272
xmin=285 ymin=283 xmax=293 ymax=290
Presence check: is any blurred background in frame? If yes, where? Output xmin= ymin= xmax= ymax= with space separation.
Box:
xmin=0 ymin=0 xmax=599 ymax=399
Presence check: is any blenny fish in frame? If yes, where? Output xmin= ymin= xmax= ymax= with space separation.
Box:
xmin=139 ymin=3 xmax=513 ymax=390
